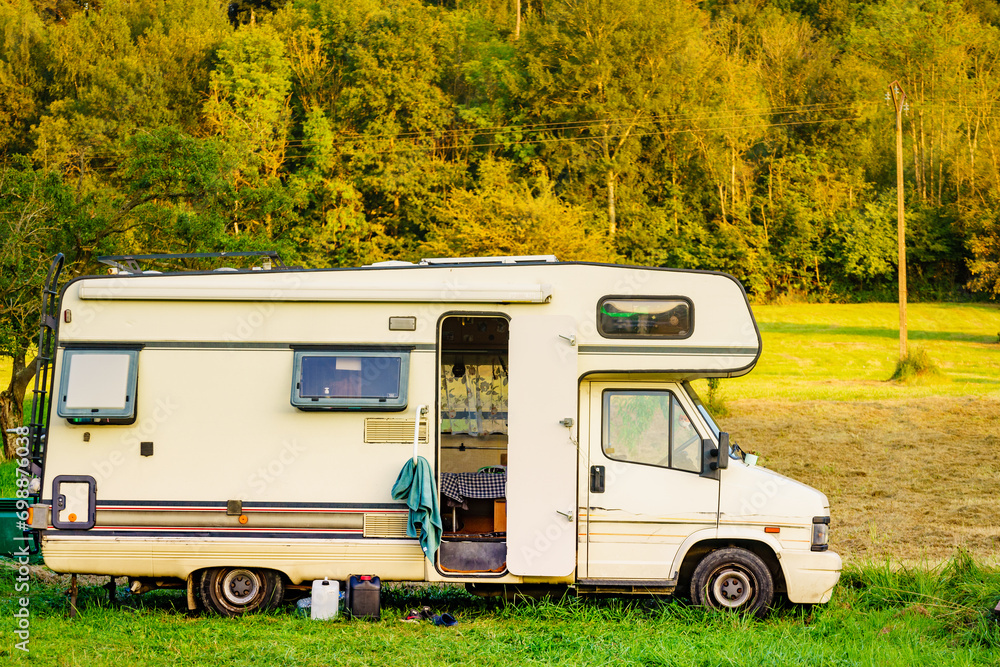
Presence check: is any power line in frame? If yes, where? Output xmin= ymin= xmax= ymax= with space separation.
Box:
xmin=305 ymin=101 xmax=867 ymax=145
xmin=63 ymin=102 xmax=876 ymax=168
xmin=280 ymin=114 xmax=865 ymax=160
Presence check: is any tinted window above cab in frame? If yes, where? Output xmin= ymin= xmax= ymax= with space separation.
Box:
xmin=598 ymin=297 xmax=692 ymax=338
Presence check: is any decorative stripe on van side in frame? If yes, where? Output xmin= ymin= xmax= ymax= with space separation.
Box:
xmin=60 ymin=500 xmax=410 ymax=510
xmin=45 ymin=528 xmax=372 ymax=539
xmin=59 ymin=341 xmax=438 ymax=351
xmin=44 ymin=501 xmax=415 ymax=540
xmin=578 ymin=345 xmax=758 ymax=355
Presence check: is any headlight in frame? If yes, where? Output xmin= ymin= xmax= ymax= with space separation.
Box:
xmin=811 ymin=516 xmax=830 ymax=551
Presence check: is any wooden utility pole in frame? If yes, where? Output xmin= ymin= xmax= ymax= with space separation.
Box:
xmin=888 ymin=81 xmax=908 ymax=361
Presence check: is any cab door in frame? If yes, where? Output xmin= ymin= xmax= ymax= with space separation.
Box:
xmin=584 ymin=382 xmax=719 ymax=580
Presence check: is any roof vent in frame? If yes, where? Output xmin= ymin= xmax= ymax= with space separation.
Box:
xmin=366 ymin=260 xmax=415 ymax=268
xmin=419 ymin=255 xmax=558 ymax=266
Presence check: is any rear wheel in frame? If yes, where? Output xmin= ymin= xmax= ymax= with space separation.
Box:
xmin=690 ymin=547 xmax=774 ymax=618
xmin=198 ymin=567 xmax=285 ymax=617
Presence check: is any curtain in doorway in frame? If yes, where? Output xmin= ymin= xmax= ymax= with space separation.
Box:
xmin=440 ymin=354 xmax=508 ymax=435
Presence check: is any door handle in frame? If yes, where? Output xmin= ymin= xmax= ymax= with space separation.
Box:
xmin=590 ymin=465 xmax=605 ymax=493
xmin=556 ymin=509 xmax=574 ymax=522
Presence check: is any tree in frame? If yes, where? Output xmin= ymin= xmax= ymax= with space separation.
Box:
xmin=967 ymin=204 xmax=1000 ymax=297
xmin=276 ymin=0 xmax=474 ymax=257
xmin=31 ymin=0 xmax=228 ymax=172
xmin=205 ymin=22 xmax=293 ymax=183
xmin=517 ymin=0 xmax=713 ymax=236
xmin=422 ymin=158 xmax=615 ymax=261
xmin=0 ymin=164 xmax=71 ymax=458
xmin=0 ymin=1 xmax=49 ymax=158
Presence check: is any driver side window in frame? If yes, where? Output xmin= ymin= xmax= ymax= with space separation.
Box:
xmin=603 ymin=390 xmax=701 ymax=473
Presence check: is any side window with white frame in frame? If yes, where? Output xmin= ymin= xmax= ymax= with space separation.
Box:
xmin=602 ymin=390 xmax=702 ymax=473
xmin=57 ymin=349 xmax=140 ymax=424
xmin=290 ymin=349 xmax=410 ymax=411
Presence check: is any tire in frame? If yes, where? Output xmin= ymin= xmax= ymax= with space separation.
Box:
xmin=690 ymin=547 xmax=774 ymax=618
xmin=198 ymin=567 xmax=285 ymax=617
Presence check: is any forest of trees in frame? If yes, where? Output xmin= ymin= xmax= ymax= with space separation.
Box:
xmin=3 ymin=0 xmax=1000 ymax=446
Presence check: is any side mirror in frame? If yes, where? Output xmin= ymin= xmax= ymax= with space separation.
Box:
xmin=709 ymin=432 xmax=730 ymax=470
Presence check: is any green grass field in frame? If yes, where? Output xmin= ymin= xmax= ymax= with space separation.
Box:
xmin=708 ymin=302 xmax=1000 ymax=402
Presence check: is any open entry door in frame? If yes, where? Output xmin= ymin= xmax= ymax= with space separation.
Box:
xmin=506 ymin=315 xmax=578 ymax=577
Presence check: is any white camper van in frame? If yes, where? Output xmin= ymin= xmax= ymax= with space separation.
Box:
xmin=25 ymin=254 xmax=841 ymax=617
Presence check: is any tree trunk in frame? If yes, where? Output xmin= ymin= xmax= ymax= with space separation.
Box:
xmin=966 ymin=109 xmax=980 ymax=198
xmin=730 ymin=145 xmax=736 ymax=218
xmin=938 ymin=101 xmax=945 ymax=206
xmin=607 ymin=170 xmax=617 ymax=236
xmin=671 ymin=156 xmax=678 ymax=235
xmin=919 ymin=111 xmax=927 ymax=202
xmin=1 ymin=353 xmax=38 ymax=460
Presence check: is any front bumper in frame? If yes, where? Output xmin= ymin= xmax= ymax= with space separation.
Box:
xmin=779 ymin=549 xmax=842 ymax=604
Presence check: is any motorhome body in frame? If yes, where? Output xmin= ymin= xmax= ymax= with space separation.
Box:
xmin=31 ymin=257 xmax=841 ymax=615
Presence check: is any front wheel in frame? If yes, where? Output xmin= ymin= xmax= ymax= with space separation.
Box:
xmin=198 ymin=567 xmax=285 ymax=617
xmin=690 ymin=547 xmax=774 ymax=618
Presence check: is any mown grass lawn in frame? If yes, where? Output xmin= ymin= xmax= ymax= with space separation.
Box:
xmin=703 ymin=302 xmax=1000 ymax=402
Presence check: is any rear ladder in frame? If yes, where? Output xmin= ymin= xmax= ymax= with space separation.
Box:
xmin=28 ymin=254 xmax=64 ymax=486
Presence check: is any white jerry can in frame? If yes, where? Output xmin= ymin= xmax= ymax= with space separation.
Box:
xmin=310 ymin=578 xmax=340 ymax=620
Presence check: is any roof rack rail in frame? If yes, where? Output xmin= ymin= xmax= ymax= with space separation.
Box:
xmin=97 ymin=251 xmax=288 ymax=275
xmin=418 ymin=255 xmax=558 ymax=266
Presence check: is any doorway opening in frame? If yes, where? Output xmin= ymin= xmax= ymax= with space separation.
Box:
xmin=437 ymin=315 xmax=509 ymax=574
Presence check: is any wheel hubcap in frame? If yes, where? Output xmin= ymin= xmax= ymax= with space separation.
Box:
xmin=712 ymin=568 xmax=753 ymax=608
xmin=220 ymin=569 xmax=261 ymax=606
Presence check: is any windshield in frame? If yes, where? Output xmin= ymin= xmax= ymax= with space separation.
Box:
xmin=682 ymin=381 xmax=721 ymax=439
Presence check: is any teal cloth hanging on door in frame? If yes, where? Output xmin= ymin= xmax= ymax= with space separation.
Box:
xmin=391 ymin=456 xmax=443 ymax=562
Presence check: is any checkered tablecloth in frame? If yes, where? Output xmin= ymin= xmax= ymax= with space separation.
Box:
xmin=439 ymin=472 xmax=506 ymax=503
